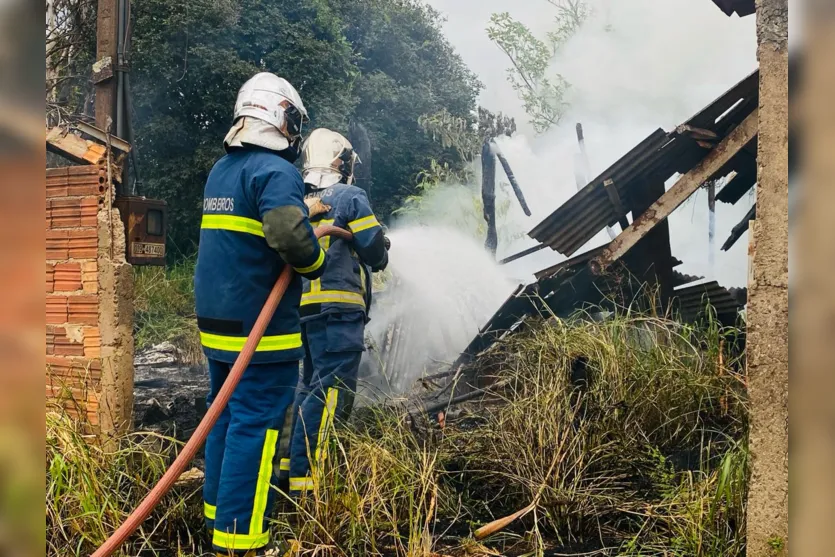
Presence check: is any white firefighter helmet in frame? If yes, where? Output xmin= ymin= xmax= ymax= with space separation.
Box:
xmin=301 ymin=128 xmax=360 ymax=189
xmin=223 ymin=72 xmax=309 ymax=154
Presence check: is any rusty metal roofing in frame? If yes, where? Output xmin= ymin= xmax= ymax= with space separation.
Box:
xmin=528 ymin=69 xmax=759 ymax=257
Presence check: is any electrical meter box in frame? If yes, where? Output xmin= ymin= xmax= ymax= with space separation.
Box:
xmin=113 ymin=196 xmax=168 ymax=266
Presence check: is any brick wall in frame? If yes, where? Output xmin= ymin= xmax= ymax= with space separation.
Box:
xmin=46 ymin=165 xmax=134 ymax=434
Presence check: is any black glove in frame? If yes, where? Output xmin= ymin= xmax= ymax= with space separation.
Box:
xmin=383 ymin=235 xmax=391 ymax=251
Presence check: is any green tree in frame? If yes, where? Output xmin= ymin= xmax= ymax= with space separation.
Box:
xmin=336 ymin=0 xmax=481 ymax=216
xmin=487 ymin=0 xmax=590 ymax=133
xmin=61 ymin=0 xmax=482 ymax=254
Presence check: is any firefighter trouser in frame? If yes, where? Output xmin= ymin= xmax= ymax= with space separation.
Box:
xmin=288 ymin=312 xmax=365 ymax=494
xmin=203 ymin=358 xmax=297 ymax=553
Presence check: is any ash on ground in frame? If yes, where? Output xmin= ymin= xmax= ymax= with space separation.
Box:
xmin=133 ymin=341 xmax=208 ymax=441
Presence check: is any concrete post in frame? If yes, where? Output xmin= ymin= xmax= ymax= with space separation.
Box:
xmin=746 ymin=0 xmax=789 ymax=555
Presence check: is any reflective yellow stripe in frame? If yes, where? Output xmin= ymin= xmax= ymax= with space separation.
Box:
xmin=213 ymin=529 xmax=270 ymax=550
xmin=359 ymin=264 xmax=367 ymax=296
xmin=300 ymin=290 xmax=365 ymax=307
xmin=201 ymin=214 xmax=265 ymax=237
xmin=279 ymin=458 xmax=290 ymax=472
xmin=310 ymin=278 xmax=322 ymax=294
xmin=289 ymin=477 xmax=315 ymax=491
xmin=317 ymin=219 xmax=335 ymax=251
xmin=315 ymin=388 xmax=339 ymax=464
xmin=293 ymin=248 xmax=325 ymax=274
xmin=199 ymin=332 xmax=302 ymax=353
xmin=250 ymin=429 xmax=279 ymax=535
xmin=348 ymin=215 xmax=380 ymax=233
xmin=204 ymin=502 xmax=216 ymax=520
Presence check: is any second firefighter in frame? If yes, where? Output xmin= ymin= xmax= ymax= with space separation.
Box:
xmin=287 ymin=128 xmax=390 ymax=494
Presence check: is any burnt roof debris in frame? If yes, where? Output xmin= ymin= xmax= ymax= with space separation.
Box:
xmin=722 ymin=203 xmax=756 ymax=251
xmin=447 ymin=69 xmax=760 ymax=386
xmin=710 ymin=0 xmax=756 ymax=17
xmin=449 ymin=264 xmax=746 ymax=380
xmin=528 ymin=69 xmax=759 ymax=258
xmin=675 ymin=280 xmax=747 ymax=321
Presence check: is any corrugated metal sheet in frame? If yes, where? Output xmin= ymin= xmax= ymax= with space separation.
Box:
xmin=674 ymin=281 xmax=745 ymax=319
xmin=528 ymin=69 xmax=759 ymax=257
xmin=528 ymin=129 xmax=671 ymax=256
xmin=710 ymin=0 xmax=756 ymax=17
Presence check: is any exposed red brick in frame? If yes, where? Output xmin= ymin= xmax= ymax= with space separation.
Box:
xmin=46 ymin=263 xmax=55 ymax=293
xmin=46 ymin=296 xmax=68 ymax=324
xmin=46 ymin=326 xmax=55 ymax=355
xmin=83 ymin=327 xmax=101 ymax=357
xmin=50 ymin=200 xmax=82 ymax=228
xmin=46 ymin=172 xmax=104 ymax=198
xmin=66 ymin=165 xmax=103 ymax=177
xmin=46 ymin=385 xmax=100 ymax=417
xmin=52 ymin=403 xmax=100 ymax=428
xmin=46 ymin=355 xmax=102 ymax=380
xmin=46 ymin=229 xmax=70 ymax=260
xmin=53 ymin=262 xmax=82 ymax=291
xmin=46 ymin=167 xmax=70 ymax=178
xmin=68 ymin=229 xmax=97 ymax=259
xmin=80 ymin=197 xmax=99 ymax=226
xmin=68 ymin=295 xmax=98 ymax=325
xmin=68 ymin=177 xmax=105 ymax=197
xmin=82 ymin=261 xmax=98 ymax=293
xmin=51 ymin=326 xmax=85 ymax=356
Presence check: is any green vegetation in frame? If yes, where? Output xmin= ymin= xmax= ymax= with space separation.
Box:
xmin=47 ymin=311 xmax=748 ymax=556
xmin=48 ymin=0 xmax=481 ymax=255
xmin=46 ymin=411 xmax=202 ymax=555
xmin=487 ymin=0 xmax=592 ymax=132
xmin=133 ymin=258 xmax=201 ymax=362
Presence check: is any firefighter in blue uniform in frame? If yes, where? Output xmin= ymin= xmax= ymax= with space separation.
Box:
xmin=194 ymin=73 xmax=326 ymax=556
xmin=285 ymin=128 xmax=390 ymax=494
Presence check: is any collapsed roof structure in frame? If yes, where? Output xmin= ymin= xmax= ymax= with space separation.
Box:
xmin=451 ymin=68 xmax=761 ymax=374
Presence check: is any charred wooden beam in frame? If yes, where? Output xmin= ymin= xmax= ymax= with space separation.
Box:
xmin=482 ymin=141 xmax=498 ymax=256
xmin=722 ymin=202 xmax=756 ymax=251
xmin=589 ymin=108 xmax=758 ymax=275
xmin=493 ymin=145 xmax=531 ymax=217
xmin=603 ymin=179 xmax=630 ymax=230
xmin=497 ymin=243 xmax=548 ymax=265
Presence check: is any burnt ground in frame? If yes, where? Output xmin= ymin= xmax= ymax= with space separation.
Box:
xmin=132 ymin=342 xmax=396 ymax=439
xmin=133 ymin=342 xmax=209 ymax=442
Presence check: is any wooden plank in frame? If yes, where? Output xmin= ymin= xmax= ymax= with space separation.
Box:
xmin=590 ymin=108 xmax=758 ymax=274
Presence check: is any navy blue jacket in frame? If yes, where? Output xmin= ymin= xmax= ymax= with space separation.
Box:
xmin=194 ymin=148 xmax=326 ymax=363
xmin=301 ymin=184 xmax=388 ymax=321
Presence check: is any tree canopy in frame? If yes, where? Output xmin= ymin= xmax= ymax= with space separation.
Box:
xmin=54 ymin=0 xmax=481 ymax=254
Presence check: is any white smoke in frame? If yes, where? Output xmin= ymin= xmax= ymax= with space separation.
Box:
xmin=360 ymin=225 xmax=514 ymax=398
xmin=361 ymin=0 xmax=772 ymax=394
xmin=425 ymin=0 xmax=760 ymax=287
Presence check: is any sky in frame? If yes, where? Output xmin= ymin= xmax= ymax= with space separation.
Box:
xmin=422 ymin=0 xmax=762 ymax=287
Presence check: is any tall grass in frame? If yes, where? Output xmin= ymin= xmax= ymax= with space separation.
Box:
xmin=46 ymin=410 xmax=203 ymax=556
xmin=133 ymin=256 xmax=201 ymax=362
xmin=46 ymin=310 xmax=748 ymax=556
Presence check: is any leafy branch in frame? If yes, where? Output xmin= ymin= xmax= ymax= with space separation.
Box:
xmin=487 ymin=1 xmax=591 ymax=133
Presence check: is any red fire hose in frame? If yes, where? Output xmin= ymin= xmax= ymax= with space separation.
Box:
xmin=92 ymin=225 xmax=352 ymax=557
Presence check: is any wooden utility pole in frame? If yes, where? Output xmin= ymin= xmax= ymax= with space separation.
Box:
xmin=746 ymin=0 xmax=789 ymax=555
xmin=93 ymin=0 xmax=119 ymax=130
